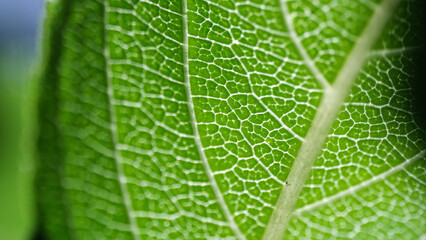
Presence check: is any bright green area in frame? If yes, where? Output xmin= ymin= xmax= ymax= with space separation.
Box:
xmin=37 ymin=0 xmax=426 ymax=239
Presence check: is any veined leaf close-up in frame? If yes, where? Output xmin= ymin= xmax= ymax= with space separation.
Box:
xmin=36 ymin=0 xmax=426 ymax=239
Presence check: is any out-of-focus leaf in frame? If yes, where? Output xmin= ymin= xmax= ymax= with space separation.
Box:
xmin=0 ymin=46 xmax=36 ymax=240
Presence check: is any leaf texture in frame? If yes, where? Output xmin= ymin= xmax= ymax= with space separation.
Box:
xmin=37 ymin=0 xmax=426 ymax=239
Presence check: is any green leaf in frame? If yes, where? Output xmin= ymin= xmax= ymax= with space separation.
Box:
xmin=37 ymin=0 xmax=426 ymax=239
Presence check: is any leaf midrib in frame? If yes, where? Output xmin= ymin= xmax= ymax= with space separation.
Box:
xmin=263 ymin=0 xmax=401 ymax=239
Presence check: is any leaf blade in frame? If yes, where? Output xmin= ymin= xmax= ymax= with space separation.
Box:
xmin=37 ymin=0 xmax=426 ymax=239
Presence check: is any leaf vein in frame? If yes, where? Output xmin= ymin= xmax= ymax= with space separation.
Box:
xmin=294 ymin=149 xmax=426 ymax=215
xmin=279 ymin=0 xmax=331 ymax=89
xmin=104 ymin=1 xmax=140 ymax=239
xmin=263 ymin=0 xmax=401 ymax=239
xmin=181 ymin=1 xmax=246 ymax=239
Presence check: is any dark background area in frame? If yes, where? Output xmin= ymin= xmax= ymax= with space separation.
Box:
xmin=413 ymin=1 xmax=426 ymax=131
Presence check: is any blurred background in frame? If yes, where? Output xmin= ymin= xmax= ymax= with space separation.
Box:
xmin=0 ymin=0 xmax=44 ymax=239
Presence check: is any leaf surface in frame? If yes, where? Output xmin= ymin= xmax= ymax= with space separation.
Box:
xmin=37 ymin=0 xmax=426 ymax=239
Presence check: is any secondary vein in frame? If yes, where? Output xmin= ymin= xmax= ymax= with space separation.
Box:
xmin=294 ymin=149 xmax=426 ymax=215
xmin=368 ymin=45 xmax=423 ymax=58
xmin=263 ymin=0 xmax=400 ymax=239
xmin=103 ymin=1 xmax=140 ymax=239
xmin=279 ymin=0 xmax=331 ymax=90
xmin=181 ymin=1 xmax=245 ymax=239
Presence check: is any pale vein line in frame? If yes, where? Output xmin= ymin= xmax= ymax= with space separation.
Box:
xmin=256 ymin=98 xmax=304 ymax=142
xmin=368 ymin=45 xmax=423 ymax=58
xmin=403 ymin=168 xmax=426 ymax=186
xmin=198 ymin=32 xmax=305 ymax=141
xmin=294 ymin=149 xmax=426 ymax=215
xmin=212 ymin=31 xmax=305 ymax=142
xmin=189 ymin=25 xmax=305 ymax=141
xmin=279 ymin=0 xmax=331 ymax=89
xmin=181 ymin=1 xmax=245 ymax=239
xmin=103 ymin=1 xmax=140 ymax=239
xmin=263 ymin=1 xmax=401 ymax=239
